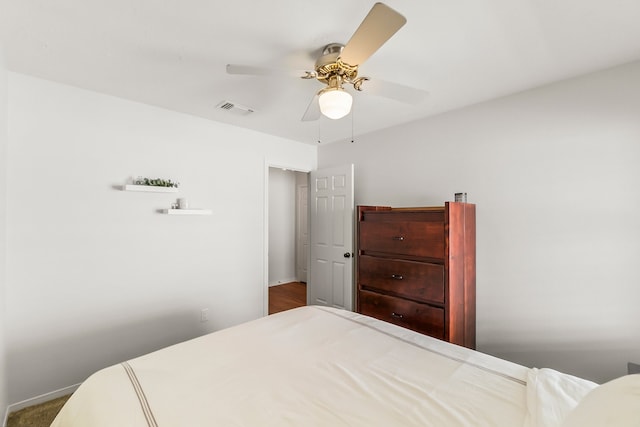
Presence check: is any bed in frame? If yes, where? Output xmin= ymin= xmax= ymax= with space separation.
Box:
xmin=50 ymin=306 xmax=639 ymax=427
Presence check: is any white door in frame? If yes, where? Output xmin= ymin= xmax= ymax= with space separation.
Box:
xmin=307 ymin=164 xmax=355 ymax=310
xmin=296 ymin=183 xmax=309 ymax=282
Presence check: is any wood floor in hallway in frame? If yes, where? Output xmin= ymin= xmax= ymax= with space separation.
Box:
xmin=269 ymin=281 xmax=306 ymax=314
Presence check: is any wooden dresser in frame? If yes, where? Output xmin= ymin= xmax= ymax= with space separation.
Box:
xmin=356 ymin=203 xmax=476 ymax=349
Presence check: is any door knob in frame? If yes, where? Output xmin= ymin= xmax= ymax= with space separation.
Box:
xmin=343 ymin=252 xmax=352 ymax=258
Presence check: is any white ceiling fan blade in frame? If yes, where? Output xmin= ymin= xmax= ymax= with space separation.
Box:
xmin=301 ymin=93 xmax=321 ymax=121
xmin=226 ymin=64 xmax=279 ymax=76
xmin=226 ymin=64 xmax=309 ymax=78
xmin=363 ymin=79 xmax=428 ymax=105
xmin=340 ymin=3 xmax=407 ymax=67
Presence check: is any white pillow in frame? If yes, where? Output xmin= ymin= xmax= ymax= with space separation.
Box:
xmin=562 ymin=374 xmax=640 ymax=427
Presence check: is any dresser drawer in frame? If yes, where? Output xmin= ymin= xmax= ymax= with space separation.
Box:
xmin=359 ymin=255 xmax=445 ymax=304
xmin=359 ymin=290 xmax=445 ymax=340
xmin=359 ymin=220 xmax=445 ymax=259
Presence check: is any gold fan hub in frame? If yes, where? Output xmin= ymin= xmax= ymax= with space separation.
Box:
xmin=314 ymin=43 xmax=359 ymax=83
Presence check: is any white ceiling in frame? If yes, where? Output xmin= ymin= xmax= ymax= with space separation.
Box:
xmin=3 ymin=0 xmax=640 ymax=144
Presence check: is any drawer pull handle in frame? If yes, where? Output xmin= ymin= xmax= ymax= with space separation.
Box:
xmin=391 ymin=274 xmax=403 ymax=280
xmin=391 ymin=312 xmax=404 ymax=319
xmin=392 ymin=236 xmax=405 ymax=241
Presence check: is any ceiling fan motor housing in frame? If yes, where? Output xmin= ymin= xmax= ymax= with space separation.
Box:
xmin=314 ymin=43 xmax=359 ymax=85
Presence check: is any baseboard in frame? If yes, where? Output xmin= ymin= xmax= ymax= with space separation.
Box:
xmin=4 ymin=383 xmax=80 ymax=425
xmin=269 ymin=278 xmax=300 ymax=287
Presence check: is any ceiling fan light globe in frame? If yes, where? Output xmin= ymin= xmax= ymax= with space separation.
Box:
xmin=318 ymin=88 xmax=352 ymax=120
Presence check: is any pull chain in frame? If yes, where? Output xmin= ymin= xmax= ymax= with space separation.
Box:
xmin=351 ymin=106 xmax=354 ymax=143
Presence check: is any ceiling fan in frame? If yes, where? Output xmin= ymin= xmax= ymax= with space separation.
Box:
xmin=226 ymin=2 xmax=427 ymax=121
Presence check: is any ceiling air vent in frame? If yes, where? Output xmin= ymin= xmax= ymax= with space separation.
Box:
xmin=216 ymin=101 xmax=254 ymax=116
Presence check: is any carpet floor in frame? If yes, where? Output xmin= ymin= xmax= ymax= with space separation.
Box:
xmin=7 ymin=395 xmax=71 ymax=427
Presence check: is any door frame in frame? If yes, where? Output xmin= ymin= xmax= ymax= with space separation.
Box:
xmin=263 ymin=160 xmax=311 ymax=317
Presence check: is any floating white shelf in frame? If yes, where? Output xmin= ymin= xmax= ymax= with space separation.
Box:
xmin=162 ymin=209 xmax=212 ymax=216
xmin=122 ymin=184 xmax=178 ymax=193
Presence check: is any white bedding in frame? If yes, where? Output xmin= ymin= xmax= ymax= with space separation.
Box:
xmin=50 ymin=306 xmax=597 ymax=427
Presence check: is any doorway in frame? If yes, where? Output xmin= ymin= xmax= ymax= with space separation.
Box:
xmin=267 ymin=167 xmax=309 ymax=314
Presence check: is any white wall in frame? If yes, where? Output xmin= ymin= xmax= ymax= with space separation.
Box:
xmin=268 ymin=168 xmax=296 ymax=286
xmin=0 ymin=27 xmax=9 ymax=420
xmin=5 ymin=73 xmax=316 ymax=403
xmin=319 ymin=61 xmax=640 ymax=383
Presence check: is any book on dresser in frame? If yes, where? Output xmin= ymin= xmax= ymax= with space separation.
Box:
xmin=356 ymin=203 xmax=476 ymax=349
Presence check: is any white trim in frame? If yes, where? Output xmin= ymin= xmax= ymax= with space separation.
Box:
xmin=263 ymin=159 xmax=312 ymax=318
xmin=263 ymin=159 xmax=269 ymax=317
xmin=4 ymin=382 xmax=81 ymax=425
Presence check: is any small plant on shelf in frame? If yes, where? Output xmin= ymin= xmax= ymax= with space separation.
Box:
xmin=134 ymin=177 xmax=180 ymax=188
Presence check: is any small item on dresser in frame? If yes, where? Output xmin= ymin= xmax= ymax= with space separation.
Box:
xmin=454 ymin=192 xmax=467 ymax=202
xmin=177 ymin=198 xmax=189 ymax=209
